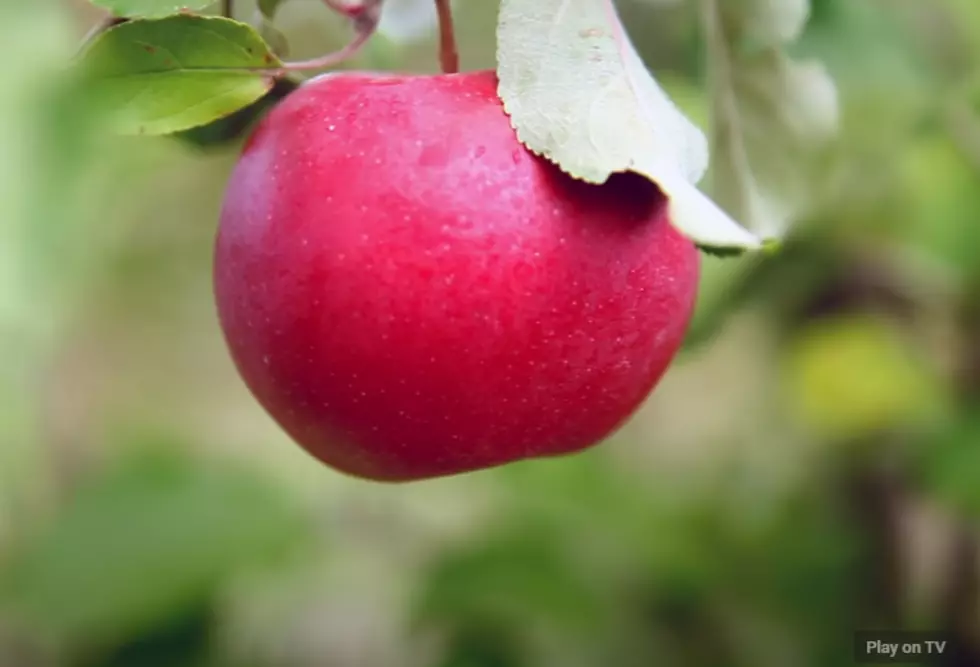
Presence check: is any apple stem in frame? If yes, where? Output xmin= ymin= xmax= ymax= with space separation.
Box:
xmin=221 ymin=0 xmax=234 ymax=18
xmin=434 ymin=0 xmax=459 ymax=73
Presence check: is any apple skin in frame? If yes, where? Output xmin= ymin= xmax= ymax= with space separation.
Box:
xmin=214 ymin=69 xmax=700 ymax=482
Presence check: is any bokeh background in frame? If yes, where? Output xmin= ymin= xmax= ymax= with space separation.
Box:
xmin=2 ymin=0 xmax=980 ymax=665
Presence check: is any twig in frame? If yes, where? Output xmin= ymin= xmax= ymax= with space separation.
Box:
xmin=273 ymin=28 xmax=374 ymax=75
xmin=268 ymin=0 xmax=381 ymax=76
xmin=434 ymin=0 xmax=459 ymax=73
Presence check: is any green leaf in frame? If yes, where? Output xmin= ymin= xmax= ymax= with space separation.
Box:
xmin=258 ymin=0 xmax=286 ymax=18
xmin=175 ymin=75 xmax=300 ymax=148
xmin=79 ymin=15 xmax=281 ymax=136
xmin=418 ymin=528 xmax=610 ymax=634
xmin=0 ymin=451 xmax=306 ymax=647
xmin=91 ymin=0 xmax=216 ymax=19
xmin=496 ymin=0 xmax=762 ymax=253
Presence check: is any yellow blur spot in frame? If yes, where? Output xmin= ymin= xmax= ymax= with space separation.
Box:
xmin=785 ymin=316 xmax=944 ymax=439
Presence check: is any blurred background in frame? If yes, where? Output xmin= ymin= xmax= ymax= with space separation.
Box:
xmin=2 ymin=0 xmax=980 ymax=665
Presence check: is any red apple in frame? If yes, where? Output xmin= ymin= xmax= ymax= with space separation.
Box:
xmin=214 ymin=69 xmax=700 ymax=482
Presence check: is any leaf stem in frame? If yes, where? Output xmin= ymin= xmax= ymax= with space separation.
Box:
xmin=434 ymin=0 xmax=459 ymax=73
xmin=275 ymin=32 xmax=372 ymax=74
xmin=271 ymin=0 xmax=382 ymax=76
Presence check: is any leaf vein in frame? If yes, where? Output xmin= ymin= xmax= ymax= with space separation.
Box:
xmin=142 ymin=80 xmax=268 ymax=126
xmin=134 ymin=40 xmax=184 ymax=69
xmin=183 ymin=23 xmax=264 ymax=63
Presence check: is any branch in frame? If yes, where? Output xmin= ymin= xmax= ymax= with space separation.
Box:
xmin=434 ymin=0 xmax=459 ymax=73
xmin=936 ymin=527 xmax=980 ymax=667
xmin=842 ymin=452 xmax=907 ymax=628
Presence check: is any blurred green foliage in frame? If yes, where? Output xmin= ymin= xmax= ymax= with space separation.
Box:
xmin=1 ymin=445 xmax=307 ymax=652
xmin=2 ymin=1 xmax=980 ymax=666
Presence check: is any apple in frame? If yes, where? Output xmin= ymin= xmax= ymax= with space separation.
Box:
xmin=214 ymin=69 xmax=700 ymax=482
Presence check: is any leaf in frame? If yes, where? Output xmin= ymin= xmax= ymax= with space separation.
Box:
xmin=258 ymin=0 xmax=286 ymax=17
xmin=0 ymin=451 xmax=307 ymax=647
xmin=739 ymin=53 xmax=839 ymax=148
xmin=91 ymin=0 xmax=216 ymax=19
xmin=702 ymin=0 xmax=838 ymax=240
xmin=733 ymin=55 xmax=837 ymax=236
xmin=175 ymin=75 xmax=300 ymax=148
xmin=721 ymin=0 xmax=810 ymax=50
xmin=496 ymin=0 xmax=762 ymax=253
xmin=78 ymin=15 xmax=281 ymax=136
xmin=417 ymin=528 xmax=610 ymax=634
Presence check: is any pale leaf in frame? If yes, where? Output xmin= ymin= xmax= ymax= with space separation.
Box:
xmin=496 ymin=0 xmax=762 ymax=252
xmin=721 ymin=0 xmax=810 ymax=50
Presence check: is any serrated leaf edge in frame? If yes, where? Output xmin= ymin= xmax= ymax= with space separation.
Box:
xmin=498 ymin=91 xmax=762 ymax=253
